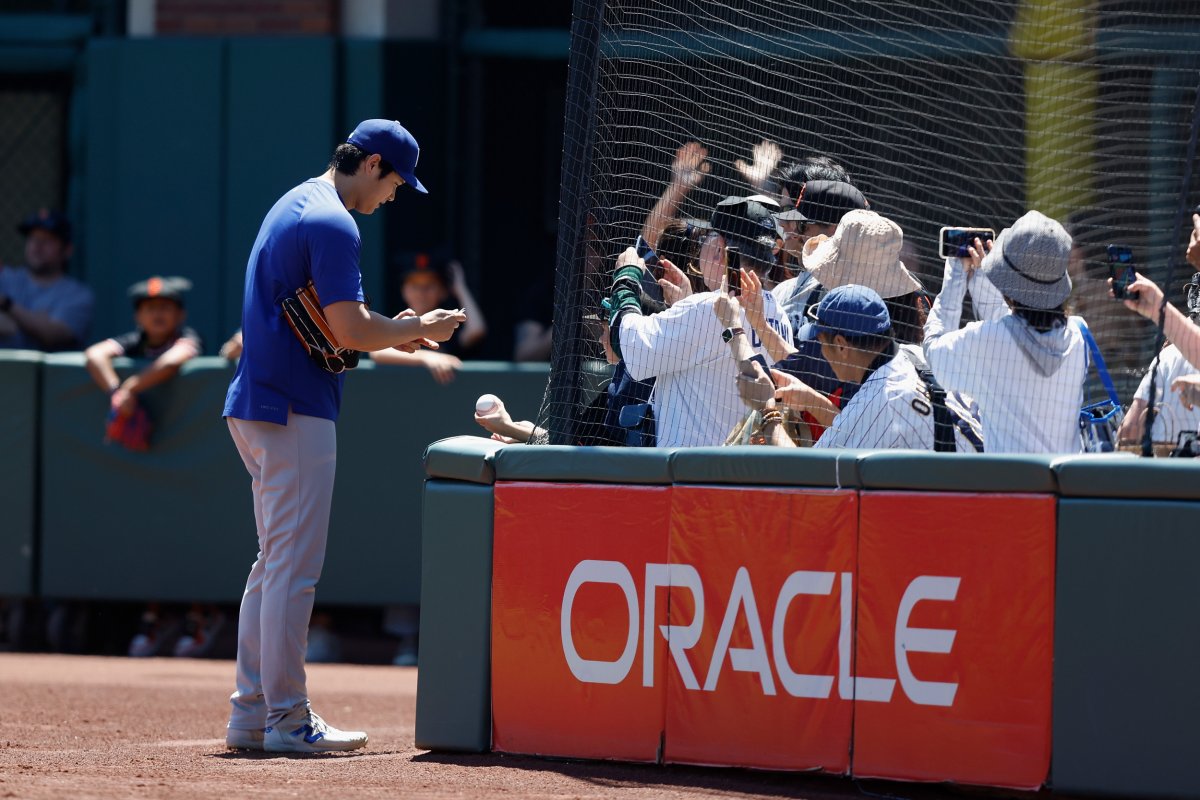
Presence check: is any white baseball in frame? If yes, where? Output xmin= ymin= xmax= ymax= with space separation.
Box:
xmin=476 ymin=394 xmax=500 ymax=415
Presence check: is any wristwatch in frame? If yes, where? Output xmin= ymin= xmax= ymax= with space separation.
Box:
xmin=721 ymin=326 xmax=745 ymax=343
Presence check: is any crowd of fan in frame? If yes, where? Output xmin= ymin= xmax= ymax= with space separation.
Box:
xmin=474 ymin=143 xmax=1200 ymax=456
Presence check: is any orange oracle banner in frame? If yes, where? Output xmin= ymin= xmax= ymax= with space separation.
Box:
xmin=491 ymin=482 xmax=672 ymax=761
xmin=851 ymin=492 xmax=1056 ymax=790
xmin=663 ymin=486 xmax=858 ymax=772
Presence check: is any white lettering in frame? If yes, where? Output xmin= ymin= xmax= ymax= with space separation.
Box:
xmin=643 ymin=564 xmax=704 ymax=689
xmin=772 ymin=571 xmax=835 ymax=698
xmin=703 ymin=567 xmax=776 ymax=695
xmin=561 ymin=560 xmax=639 ymax=685
xmin=895 ymin=576 xmax=960 ymax=707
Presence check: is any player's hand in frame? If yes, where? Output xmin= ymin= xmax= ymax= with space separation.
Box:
xmin=657 ymin=258 xmax=693 ymax=306
xmin=735 ymin=139 xmax=783 ymax=191
xmin=393 ymin=308 xmax=418 ymax=320
xmin=671 ymin=142 xmax=710 ymax=189
xmin=425 ymin=351 xmax=462 ymax=384
xmin=1173 ymin=374 xmax=1200 ymax=411
xmin=421 ymin=308 xmax=467 ymax=342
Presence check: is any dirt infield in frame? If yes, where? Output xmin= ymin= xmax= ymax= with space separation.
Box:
xmin=0 ymin=653 xmax=1050 ymax=800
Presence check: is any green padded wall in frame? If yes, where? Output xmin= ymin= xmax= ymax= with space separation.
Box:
xmin=1054 ymin=498 xmax=1200 ymax=799
xmin=83 ymin=39 xmax=224 ymax=349
xmin=222 ymin=38 xmax=337 ymax=347
xmin=492 ymin=444 xmax=674 ymax=484
xmin=339 ymin=40 xmax=386 ymax=309
xmin=323 ymin=361 xmax=548 ymax=605
xmin=857 ymin=451 xmax=1059 ymax=493
xmin=414 ymin=479 xmax=495 ymax=752
xmin=38 ymin=355 xmax=254 ymax=602
xmin=0 ymin=351 xmax=41 ymax=595
xmin=424 ymin=436 xmax=506 ymax=485
xmin=671 ymin=446 xmax=866 ymax=487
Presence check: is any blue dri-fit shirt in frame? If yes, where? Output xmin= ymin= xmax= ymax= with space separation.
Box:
xmin=224 ymin=178 xmax=365 ymax=425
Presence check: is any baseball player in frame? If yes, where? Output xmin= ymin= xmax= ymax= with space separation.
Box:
xmin=222 ymin=119 xmax=465 ymax=753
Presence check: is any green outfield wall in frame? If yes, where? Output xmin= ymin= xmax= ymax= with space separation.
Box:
xmin=0 ymin=352 xmax=546 ymax=605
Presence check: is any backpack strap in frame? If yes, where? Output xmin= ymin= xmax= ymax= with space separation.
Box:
xmin=902 ymin=349 xmax=971 ymax=452
xmin=1072 ymin=317 xmax=1120 ymax=407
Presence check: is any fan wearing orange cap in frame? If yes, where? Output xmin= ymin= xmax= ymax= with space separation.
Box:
xmin=84 ymin=275 xmax=202 ymax=450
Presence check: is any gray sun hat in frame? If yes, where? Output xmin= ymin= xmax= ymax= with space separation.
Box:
xmin=979 ymin=210 xmax=1073 ymax=309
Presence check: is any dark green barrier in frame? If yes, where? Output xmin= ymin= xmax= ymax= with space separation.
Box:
xmin=35 ymin=357 xmax=546 ymax=606
xmin=415 ymin=477 xmax=496 ymax=752
xmin=1052 ymin=455 xmax=1200 ymax=799
xmin=0 ymin=351 xmax=41 ymax=596
xmin=39 ymin=355 xmax=254 ymax=602
xmin=83 ymin=39 xmax=225 ymax=346
xmin=671 ymin=446 xmax=865 ymax=487
xmin=325 ymin=361 xmax=545 ymax=605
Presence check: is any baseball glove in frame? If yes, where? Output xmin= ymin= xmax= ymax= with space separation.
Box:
xmin=105 ymin=398 xmax=152 ymax=452
xmin=281 ymin=281 xmax=361 ymax=374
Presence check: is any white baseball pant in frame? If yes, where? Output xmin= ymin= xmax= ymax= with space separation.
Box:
xmin=225 ymin=411 xmax=336 ymax=731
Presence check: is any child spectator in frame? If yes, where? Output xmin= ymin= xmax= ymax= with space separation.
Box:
xmin=84 ymin=276 xmax=202 ymax=451
xmin=372 ymin=253 xmax=486 ymax=382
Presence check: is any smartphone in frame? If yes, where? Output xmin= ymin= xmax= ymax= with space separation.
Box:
xmin=634 ymin=234 xmax=660 ymax=268
xmin=724 ymin=244 xmax=742 ymax=295
xmin=939 ymin=227 xmax=995 ymax=259
xmin=746 ymin=353 xmax=776 ymax=386
xmin=1107 ymin=244 xmax=1138 ymax=300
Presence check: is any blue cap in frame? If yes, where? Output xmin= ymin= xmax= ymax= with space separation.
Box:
xmin=811 ymin=284 xmax=891 ymax=339
xmin=346 ymin=119 xmax=427 ymax=194
xmin=18 ymin=208 xmax=71 ymax=242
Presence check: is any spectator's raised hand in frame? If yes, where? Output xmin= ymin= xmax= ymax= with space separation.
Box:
xmin=424 ymin=351 xmax=463 ymax=384
xmin=964 ymin=236 xmax=994 ymax=278
xmin=740 ymin=267 xmax=766 ymax=330
xmin=1113 ymin=272 xmax=1165 ymax=320
xmin=1173 ymin=373 xmax=1200 ymax=411
xmin=657 ymin=258 xmax=693 ymax=306
xmin=714 ymin=274 xmax=743 ymax=329
xmin=1188 ymin=213 xmax=1200 ymax=270
xmin=735 ymin=139 xmax=783 ymax=191
xmin=671 ymin=142 xmax=710 ymax=189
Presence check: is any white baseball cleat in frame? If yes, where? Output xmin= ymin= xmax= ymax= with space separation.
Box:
xmin=263 ymin=707 xmax=367 ymax=753
xmin=225 ymin=726 xmax=265 ymax=750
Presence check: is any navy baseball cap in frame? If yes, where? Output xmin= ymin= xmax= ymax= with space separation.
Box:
xmin=775 ymin=180 xmax=867 ymax=225
xmin=17 ymin=209 xmax=71 ymax=242
xmin=127 ymin=275 xmax=192 ymax=308
xmin=346 ymin=119 xmax=428 ymax=194
xmin=809 ymin=284 xmax=891 ymax=339
xmin=710 ymin=194 xmax=784 ymax=245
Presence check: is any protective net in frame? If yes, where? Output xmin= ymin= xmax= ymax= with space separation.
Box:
xmin=538 ymin=0 xmax=1200 ymax=456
